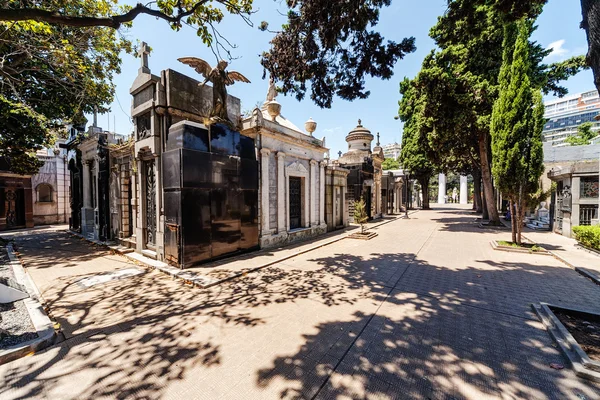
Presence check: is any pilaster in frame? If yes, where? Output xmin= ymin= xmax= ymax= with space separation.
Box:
xmin=319 ymin=161 xmax=326 ymax=225
xmin=438 ymin=173 xmax=446 ymax=204
xmin=310 ymin=160 xmax=318 ymax=226
xmin=276 ymin=152 xmax=286 ymax=233
xmin=260 ymin=148 xmax=271 ymax=234
xmin=460 ymin=175 xmax=468 ymax=204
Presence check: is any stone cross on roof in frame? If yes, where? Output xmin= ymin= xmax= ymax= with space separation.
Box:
xmin=338 ymin=151 xmax=342 ymax=158
xmin=138 ymin=42 xmax=150 ymax=73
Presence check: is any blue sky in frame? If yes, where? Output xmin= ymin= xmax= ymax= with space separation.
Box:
xmin=101 ymin=0 xmax=592 ymax=158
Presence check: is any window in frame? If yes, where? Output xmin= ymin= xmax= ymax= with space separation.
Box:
xmin=580 ymin=177 xmax=599 ymax=199
xmin=37 ymin=184 xmax=53 ymax=203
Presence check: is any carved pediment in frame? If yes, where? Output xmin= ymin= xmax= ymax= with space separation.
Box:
xmin=286 ymin=161 xmax=308 ymax=173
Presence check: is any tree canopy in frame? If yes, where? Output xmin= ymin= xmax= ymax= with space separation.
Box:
xmin=260 ymin=0 xmax=416 ymax=108
xmin=491 ymin=21 xmax=544 ymax=244
xmin=381 ymin=158 xmax=400 ymax=170
xmin=564 ymin=122 xmax=598 ymax=146
xmin=0 ymin=0 xmax=417 ymax=173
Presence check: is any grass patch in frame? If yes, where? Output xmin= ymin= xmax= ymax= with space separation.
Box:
xmin=497 ymin=240 xmax=543 ymax=252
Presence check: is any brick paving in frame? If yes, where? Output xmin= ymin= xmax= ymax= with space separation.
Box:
xmin=2 ymin=206 xmax=600 ymax=399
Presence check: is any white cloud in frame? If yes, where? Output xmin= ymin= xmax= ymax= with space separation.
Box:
xmin=546 ymin=39 xmax=569 ymax=60
xmin=323 ymin=126 xmax=342 ymax=134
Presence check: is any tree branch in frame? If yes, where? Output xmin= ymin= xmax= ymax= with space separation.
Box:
xmin=0 ymin=2 xmax=210 ymax=29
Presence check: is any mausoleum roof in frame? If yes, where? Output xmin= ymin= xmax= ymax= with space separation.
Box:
xmin=346 ymin=120 xmax=374 ymax=143
xmin=259 ymin=105 xmax=303 ymax=134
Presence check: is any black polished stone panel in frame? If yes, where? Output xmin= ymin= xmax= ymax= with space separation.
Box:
xmin=240 ymin=159 xmax=258 ymax=191
xmin=162 ymin=149 xmax=182 ymax=190
xmin=211 ymin=154 xmax=239 ymax=189
xmin=182 ymin=189 xmax=212 ymax=265
xmin=167 ymin=121 xmax=210 ymax=152
xmin=182 ymin=149 xmax=212 ymax=188
xmin=210 ymin=188 xmax=241 ymax=258
xmin=210 ymin=123 xmax=240 ymax=156
xmin=240 ymin=135 xmax=256 ymax=160
xmin=164 ymin=121 xmax=258 ymax=268
xmin=240 ymin=189 xmax=259 ymax=250
xmin=164 ymin=190 xmax=181 ymax=265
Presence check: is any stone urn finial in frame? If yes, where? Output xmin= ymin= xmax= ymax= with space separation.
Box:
xmin=305 ymin=117 xmax=317 ymax=136
xmin=266 ymin=100 xmax=281 ymax=121
xmin=358 ymin=119 xmax=362 ymax=126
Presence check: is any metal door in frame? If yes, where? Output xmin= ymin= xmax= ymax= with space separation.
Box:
xmin=289 ymin=177 xmax=301 ymax=229
xmin=335 ymin=187 xmax=342 ymax=226
xmin=145 ymin=160 xmax=157 ymax=247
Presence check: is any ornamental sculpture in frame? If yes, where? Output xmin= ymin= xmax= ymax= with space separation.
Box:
xmin=178 ymin=57 xmax=250 ymax=123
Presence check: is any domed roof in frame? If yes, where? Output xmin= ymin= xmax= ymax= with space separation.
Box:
xmin=346 ymin=119 xmax=374 ymax=143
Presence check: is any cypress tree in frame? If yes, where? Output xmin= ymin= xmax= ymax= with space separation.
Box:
xmin=491 ymin=20 xmax=545 ymax=245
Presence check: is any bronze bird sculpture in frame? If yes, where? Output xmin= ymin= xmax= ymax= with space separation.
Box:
xmin=178 ymin=57 xmax=250 ymax=123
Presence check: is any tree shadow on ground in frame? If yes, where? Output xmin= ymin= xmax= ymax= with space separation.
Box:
xmin=256 ymin=252 xmax=600 ymax=400
xmin=1 ymin=237 xmax=415 ymax=398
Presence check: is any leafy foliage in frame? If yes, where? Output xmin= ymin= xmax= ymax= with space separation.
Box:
xmin=491 ymin=21 xmax=545 ymax=244
xmin=573 ymin=225 xmax=600 ymax=250
xmin=381 ymin=158 xmax=400 ymax=170
xmin=0 ymin=95 xmax=53 ymax=174
xmin=260 ymin=0 xmax=416 ymax=108
xmin=398 ymin=78 xmax=434 ymax=209
xmin=353 ymin=198 xmax=369 ymax=233
xmin=564 ymin=122 xmax=598 ymax=146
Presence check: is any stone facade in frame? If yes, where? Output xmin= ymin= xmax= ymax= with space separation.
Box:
xmin=241 ymin=90 xmax=330 ymax=248
xmin=128 ymin=45 xmax=258 ymax=267
xmin=333 ymin=120 xmax=384 ymax=221
xmin=31 ymin=144 xmax=70 ymax=226
xmin=73 ymin=126 xmax=129 ymax=241
xmin=324 ymin=166 xmax=349 ymax=231
xmin=546 ymin=142 xmax=600 ymax=237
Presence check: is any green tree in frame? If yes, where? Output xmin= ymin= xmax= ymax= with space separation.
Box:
xmin=424 ymin=0 xmax=586 ymax=223
xmin=491 ymin=21 xmax=545 ymax=245
xmin=564 ymin=122 xmax=597 ymax=146
xmin=398 ymin=78 xmax=434 ymax=210
xmin=0 ymin=0 xmax=415 ymax=173
xmin=381 ymin=158 xmax=400 ymax=170
xmin=353 ymin=198 xmax=369 ymax=234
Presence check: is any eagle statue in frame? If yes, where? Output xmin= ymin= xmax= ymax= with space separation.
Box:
xmin=178 ymin=57 xmax=251 ymax=123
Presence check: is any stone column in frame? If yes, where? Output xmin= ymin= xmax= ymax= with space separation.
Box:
xmin=310 ymin=160 xmax=318 ymax=226
xmin=460 ymin=175 xmax=468 ymax=204
xmin=438 ymin=173 xmax=446 ymax=204
xmin=82 ymin=161 xmax=91 ymax=208
xmin=319 ymin=161 xmax=326 ymax=225
xmin=276 ymin=152 xmax=286 ymax=233
xmin=260 ymin=148 xmax=271 ymax=235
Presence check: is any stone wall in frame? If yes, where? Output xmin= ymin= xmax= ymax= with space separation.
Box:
xmin=31 ymin=154 xmax=70 ymax=226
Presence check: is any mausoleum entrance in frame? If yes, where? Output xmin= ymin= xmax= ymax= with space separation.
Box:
xmin=289 ymin=176 xmax=302 ymax=230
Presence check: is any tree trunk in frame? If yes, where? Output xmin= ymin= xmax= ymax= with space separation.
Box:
xmin=516 ymin=199 xmax=526 ymax=246
xmin=581 ymin=0 xmax=600 ymax=95
xmin=510 ymin=200 xmax=517 ymax=244
xmin=482 ymin=181 xmax=489 ymax=220
xmin=473 ymin=169 xmax=483 ymax=213
xmin=478 ymin=132 xmax=500 ymax=223
xmin=421 ymin=175 xmax=431 ymax=209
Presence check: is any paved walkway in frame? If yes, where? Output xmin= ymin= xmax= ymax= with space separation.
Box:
xmin=2 ymin=205 xmax=600 ymax=399
xmin=522 ymin=227 xmax=600 ymax=281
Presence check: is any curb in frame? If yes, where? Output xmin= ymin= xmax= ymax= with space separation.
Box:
xmin=124 ymin=212 xmax=413 ymax=289
xmin=0 ymin=244 xmax=56 ymax=365
xmin=532 ymin=302 xmax=600 ymax=382
xmin=489 ymin=239 xmax=551 ymax=256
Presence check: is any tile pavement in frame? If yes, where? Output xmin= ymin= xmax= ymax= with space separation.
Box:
xmin=1 ymin=205 xmax=600 ymax=399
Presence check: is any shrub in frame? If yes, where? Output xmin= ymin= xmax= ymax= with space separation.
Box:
xmin=354 ymin=198 xmax=369 ymax=234
xmin=573 ymin=225 xmax=600 ymax=251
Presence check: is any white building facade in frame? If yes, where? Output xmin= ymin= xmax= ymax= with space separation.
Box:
xmin=543 ymin=90 xmax=600 ymax=146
